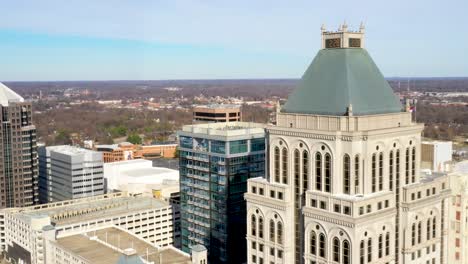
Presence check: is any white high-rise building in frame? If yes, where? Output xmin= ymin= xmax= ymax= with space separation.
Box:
xmin=245 ymin=24 xmax=450 ymax=264
xmin=38 ymin=145 xmax=104 ymax=203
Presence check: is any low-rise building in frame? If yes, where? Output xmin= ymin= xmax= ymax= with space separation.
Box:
xmin=38 ymin=145 xmax=104 ymax=204
xmin=421 ymin=141 xmax=453 ymax=172
xmin=0 ymin=192 xmax=204 ymax=264
xmin=96 ymin=142 xmax=177 ymax=162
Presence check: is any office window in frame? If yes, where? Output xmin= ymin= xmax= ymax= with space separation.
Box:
xmin=372 ymin=154 xmax=377 ymax=192
xmin=282 ymin=148 xmax=288 ymax=184
xmin=333 ymin=237 xmax=340 ymax=262
xmin=303 ymin=151 xmax=309 ymax=192
xmin=315 ymin=153 xmax=322 ymax=191
xmin=325 ymin=154 xmax=331 ymax=192
xmin=310 ymin=231 xmax=317 ymax=255
xmin=274 ymin=147 xmax=280 ymax=183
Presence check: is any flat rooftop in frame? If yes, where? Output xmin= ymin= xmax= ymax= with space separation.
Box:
xmin=16 ymin=195 xmax=170 ymax=226
xmin=180 ymin=121 xmax=265 ymax=138
xmin=47 ymin=145 xmax=100 ymax=156
xmin=193 ymin=104 xmax=241 ymax=110
xmin=57 ymin=227 xmax=191 ymax=264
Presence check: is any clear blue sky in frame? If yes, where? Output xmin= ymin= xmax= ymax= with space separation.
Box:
xmin=0 ymin=0 xmax=467 ymax=81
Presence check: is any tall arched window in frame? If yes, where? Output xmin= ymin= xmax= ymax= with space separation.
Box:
xmin=389 ymin=150 xmax=394 ymax=191
xmin=251 ymin=215 xmax=256 ymax=236
xmin=360 ymin=240 xmax=365 ymax=264
xmin=277 ymin=222 xmax=283 ymax=245
xmin=325 ymin=154 xmax=331 ymax=193
xmin=411 ymin=147 xmax=416 ymax=183
xmin=269 ymin=219 xmax=275 ymax=242
xmin=258 ymin=216 xmax=264 ymax=238
xmin=379 ymin=152 xmax=384 ymax=191
xmin=333 ymin=237 xmax=340 ymax=262
xmin=405 ymin=148 xmax=410 ymax=184
xmin=385 ymin=232 xmax=390 ymax=256
xmin=282 ymin=148 xmax=288 ymax=184
xmin=315 ymin=153 xmax=322 ymax=191
xmin=378 ymin=234 xmax=383 ymax=258
xmin=294 ymin=149 xmax=300 ymax=195
xmin=396 ymin=150 xmax=400 ymax=186
xmin=274 ymin=147 xmax=280 ymax=183
xmin=343 ymin=155 xmax=350 ymax=194
xmin=432 ymin=217 xmax=436 ymax=238
xmin=411 ymin=223 xmax=416 ymax=245
xmin=354 ymin=155 xmax=360 ymax=193
xmin=310 ymin=231 xmax=317 ymax=255
xmin=367 ymin=238 xmax=372 ymax=262
xmin=303 ymin=151 xmax=309 ymax=193
xmin=418 ymin=222 xmax=422 ymax=243
xmin=319 ymin=233 xmax=326 ymax=258
xmin=427 ymin=218 xmax=431 ymax=240
xmin=343 ymin=240 xmax=350 ymax=264
xmin=372 ymin=154 xmax=377 ymax=192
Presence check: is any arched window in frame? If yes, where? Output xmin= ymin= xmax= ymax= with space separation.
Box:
xmin=418 ymin=222 xmax=422 ymax=243
xmin=427 ymin=218 xmax=431 ymax=240
xmin=251 ymin=215 xmax=256 ymax=236
xmin=269 ymin=219 xmax=275 ymax=242
xmin=396 ymin=150 xmax=401 ymax=186
xmin=274 ymin=147 xmax=280 ymax=183
xmin=372 ymin=154 xmax=377 ymax=192
xmin=325 ymin=154 xmax=331 ymax=193
xmin=294 ymin=149 xmax=300 ymax=195
xmin=360 ymin=240 xmax=365 ymax=264
xmin=315 ymin=153 xmax=322 ymax=191
xmin=378 ymin=234 xmax=383 ymax=258
xmin=411 ymin=223 xmax=416 ymax=245
xmin=389 ymin=150 xmax=394 ymax=191
xmin=411 ymin=147 xmax=416 ymax=183
xmin=282 ymin=148 xmax=288 ymax=184
xmin=258 ymin=216 xmax=264 ymax=238
xmin=367 ymin=238 xmax=372 ymax=262
xmin=379 ymin=152 xmax=384 ymax=191
xmin=333 ymin=237 xmax=340 ymax=262
xmin=343 ymin=240 xmax=350 ymax=264
xmin=354 ymin=155 xmax=360 ymax=193
xmin=405 ymin=148 xmax=410 ymax=184
xmin=310 ymin=231 xmax=317 ymax=255
xmin=303 ymin=151 xmax=309 ymax=193
xmin=343 ymin=155 xmax=350 ymax=194
xmin=319 ymin=233 xmax=326 ymax=258
xmin=277 ymin=222 xmax=283 ymax=245
xmin=385 ymin=232 xmax=390 ymax=256
xmin=432 ymin=217 xmax=436 ymax=238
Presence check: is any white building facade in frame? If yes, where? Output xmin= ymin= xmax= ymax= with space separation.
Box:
xmin=38 ymin=145 xmax=104 ymax=203
xmin=245 ymin=24 xmax=450 ymax=264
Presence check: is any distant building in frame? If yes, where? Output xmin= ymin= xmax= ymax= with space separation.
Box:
xmin=421 ymin=141 xmax=453 ymax=172
xmin=0 ymin=192 xmax=206 ymax=264
xmin=448 ymin=172 xmax=468 ymax=263
xmin=0 ymin=82 xmax=38 ymax=208
xmin=103 ymin=159 xmax=182 ymax=248
xmin=96 ymin=142 xmax=177 ymax=163
xmin=38 ymin=145 xmax=104 ymax=203
xmin=178 ymin=121 xmax=266 ymax=263
xmin=193 ymin=104 xmax=241 ymax=123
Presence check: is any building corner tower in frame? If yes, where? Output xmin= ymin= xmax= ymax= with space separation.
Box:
xmin=245 ymin=24 xmax=450 ymax=264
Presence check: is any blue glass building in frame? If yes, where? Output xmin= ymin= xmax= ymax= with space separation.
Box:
xmin=178 ymin=122 xmax=266 ymax=264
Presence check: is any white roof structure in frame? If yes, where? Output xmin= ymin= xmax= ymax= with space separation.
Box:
xmin=0 ymin=82 xmax=24 ymax=106
xmin=104 ymin=159 xmax=179 ymax=197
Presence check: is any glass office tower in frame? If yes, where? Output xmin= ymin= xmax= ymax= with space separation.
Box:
xmin=178 ymin=122 xmax=266 ymax=264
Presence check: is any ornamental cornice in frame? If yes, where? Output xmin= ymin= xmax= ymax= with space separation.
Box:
xmin=245 ymin=193 xmax=287 ymax=211
xmin=303 ymin=210 xmax=354 ymax=228
xmin=268 ymin=129 xmax=336 ymax=141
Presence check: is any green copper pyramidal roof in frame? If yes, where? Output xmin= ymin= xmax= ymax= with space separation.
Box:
xmin=282 ymin=48 xmax=403 ymax=116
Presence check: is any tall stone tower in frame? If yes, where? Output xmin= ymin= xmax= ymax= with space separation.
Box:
xmin=245 ymin=24 xmax=450 ymax=264
xmin=0 ymin=82 xmax=38 ymax=208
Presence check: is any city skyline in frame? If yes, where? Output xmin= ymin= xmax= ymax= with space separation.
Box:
xmin=1 ymin=0 xmax=468 ymax=81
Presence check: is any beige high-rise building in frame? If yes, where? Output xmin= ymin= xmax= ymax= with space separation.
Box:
xmin=193 ymin=104 xmax=241 ymax=123
xmin=245 ymin=24 xmax=450 ymax=264
xmin=0 ymin=82 xmax=38 ymax=208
